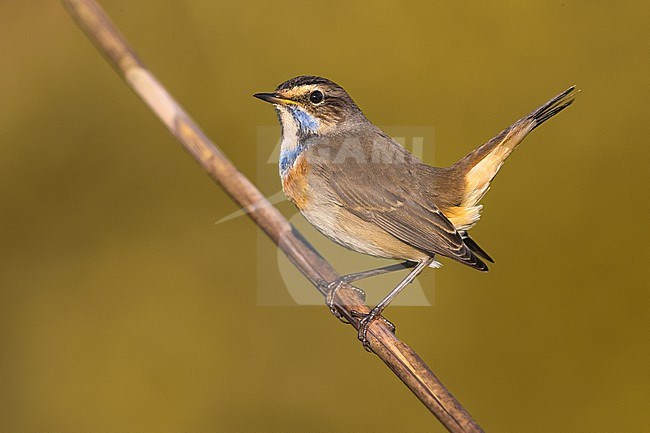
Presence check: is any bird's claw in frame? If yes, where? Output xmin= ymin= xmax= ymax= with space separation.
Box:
xmin=351 ymin=308 xmax=395 ymax=351
xmin=324 ymin=279 xmax=396 ymax=351
xmin=324 ymin=279 xmax=365 ymax=324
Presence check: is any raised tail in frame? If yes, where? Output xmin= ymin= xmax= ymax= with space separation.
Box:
xmin=448 ymin=86 xmax=577 ymax=230
xmin=440 ymin=86 xmax=577 ymax=265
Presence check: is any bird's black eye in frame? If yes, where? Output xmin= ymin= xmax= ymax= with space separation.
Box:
xmin=309 ymin=90 xmax=324 ymax=104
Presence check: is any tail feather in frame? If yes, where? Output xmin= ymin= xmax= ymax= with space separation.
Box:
xmin=461 ymin=233 xmax=494 ymax=263
xmin=532 ymin=86 xmax=578 ymax=129
xmin=454 ymin=86 xmax=578 ymax=212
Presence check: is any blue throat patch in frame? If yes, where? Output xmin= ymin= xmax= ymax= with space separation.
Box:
xmin=289 ymin=106 xmax=319 ymax=135
xmin=279 ymin=143 xmax=305 ymax=175
xmin=279 ymin=107 xmax=319 ymax=176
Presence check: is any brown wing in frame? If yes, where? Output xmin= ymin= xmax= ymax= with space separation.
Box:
xmin=311 ymin=133 xmax=488 ymax=271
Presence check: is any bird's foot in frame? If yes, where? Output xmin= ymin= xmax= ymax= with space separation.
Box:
xmin=324 ymin=279 xmax=365 ymax=324
xmin=351 ymin=308 xmax=395 ymax=351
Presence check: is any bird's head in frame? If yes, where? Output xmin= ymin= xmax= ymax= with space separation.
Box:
xmin=254 ymin=76 xmax=364 ymax=139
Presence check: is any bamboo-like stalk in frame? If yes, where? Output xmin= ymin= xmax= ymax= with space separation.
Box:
xmin=61 ymin=1 xmax=485 ymax=431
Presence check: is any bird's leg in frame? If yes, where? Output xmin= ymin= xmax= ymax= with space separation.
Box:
xmin=352 ymin=257 xmax=434 ymax=350
xmin=339 ymin=261 xmax=416 ymax=285
xmin=325 ymin=261 xmax=415 ymax=323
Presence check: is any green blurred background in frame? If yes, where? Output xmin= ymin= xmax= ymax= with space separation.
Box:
xmin=2 ymin=1 xmax=648 ymax=432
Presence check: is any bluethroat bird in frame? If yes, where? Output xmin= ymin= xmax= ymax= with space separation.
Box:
xmin=254 ymin=76 xmax=576 ymax=347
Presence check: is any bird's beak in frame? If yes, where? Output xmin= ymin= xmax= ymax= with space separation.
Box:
xmin=253 ymin=92 xmax=297 ymax=105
